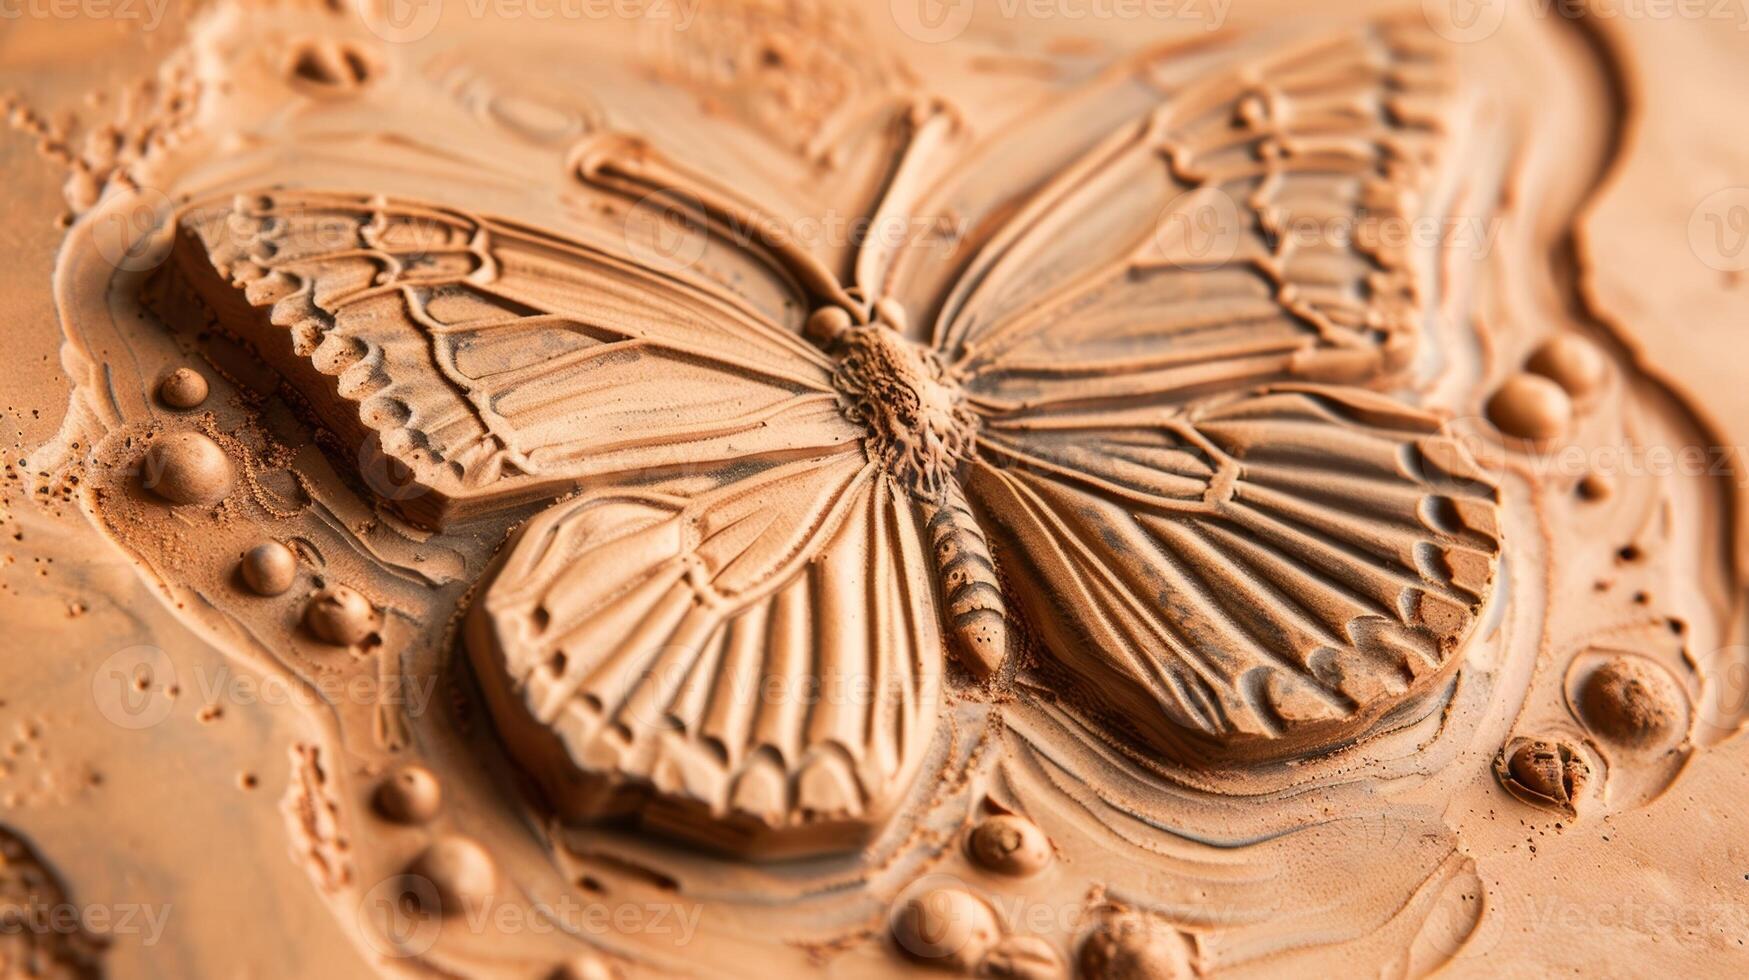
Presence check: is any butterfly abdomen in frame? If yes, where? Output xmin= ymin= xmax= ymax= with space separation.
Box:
xmin=925 ymin=482 xmax=1008 ymax=680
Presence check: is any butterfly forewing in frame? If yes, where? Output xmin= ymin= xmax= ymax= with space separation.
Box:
xmin=162 ymin=190 xmax=851 ymax=526
xmin=935 ymin=22 xmax=1465 ymax=408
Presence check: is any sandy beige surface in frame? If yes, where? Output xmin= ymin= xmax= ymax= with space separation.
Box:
xmin=3 ymin=2 xmax=1748 ymax=977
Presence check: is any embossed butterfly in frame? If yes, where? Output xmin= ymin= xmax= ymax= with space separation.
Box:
xmin=168 ymin=24 xmax=1499 ymax=857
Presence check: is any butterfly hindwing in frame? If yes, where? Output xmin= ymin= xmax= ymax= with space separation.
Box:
xmin=966 ymin=386 xmax=1498 ymax=762
xmin=467 ymin=451 xmax=943 ymax=857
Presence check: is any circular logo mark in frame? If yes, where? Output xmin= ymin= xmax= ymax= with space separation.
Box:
xmin=889 ymin=873 xmax=1000 ymax=966
xmin=358 ymin=874 xmax=443 ymax=958
xmin=357 ymin=431 xmax=430 ymax=503
xmin=1693 ymin=643 xmax=1749 ymax=742
xmin=91 ymin=645 xmax=178 ymax=730
xmin=1442 ymin=413 xmax=1513 ymax=487
xmin=1688 ymin=188 xmax=1749 ymax=273
xmin=891 ymin=0 xmax=975 ymax=44
xmin=89 ymin=187 xmax=176 ymax=273
xmin=1153 ymin=187 xmax=1244 ymax=270
xmin=358 ymin=0 xmax=444 ymax=45
xmin=1421 ymin=0 xmax=1508 ymax=44
xmin=621 ymin=189 xmax=711 ymax=276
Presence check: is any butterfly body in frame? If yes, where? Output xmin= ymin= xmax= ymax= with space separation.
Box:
xmin=813 ymin=304 xmax=1010 ymax=680
xmin=921 ymin=482 xmax=1009 ymax=680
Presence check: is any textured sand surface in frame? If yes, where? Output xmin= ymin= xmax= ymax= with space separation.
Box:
xmin=3 ymin=2 xmax=1748 ymax=976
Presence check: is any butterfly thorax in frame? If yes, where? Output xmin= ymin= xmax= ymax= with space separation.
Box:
xmin=827 ymin=323 xmax=978 ymax=500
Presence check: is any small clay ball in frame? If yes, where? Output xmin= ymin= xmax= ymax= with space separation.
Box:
xmin=376 ymin=764 xmax=442 ymax=824
xmin=408 ymin=836 xmax=496 ymax=915
xmin=967 ymin=814 xmax=1052 ymax=876
xmin=890 ymin=886 xmax=999 ymax=970
xmin=804 ymin=306 xmax=852 ymax=344
xmin=979 ymin=935 xmax=1063 ymax=980
xmin=304 ymin=585 xmax=376 ymax=646
xmin=157 ymin=368 xmax=210 ymax=409
xmin=141 ymin=431 xmax=234 ymax=505
xmin=1078 ymin=910 xmax=1189 ymax=980
xmin=239 ymin=541 xmax=297 ymax=596
xmin=874 ymin=297 xmax=909 ymax=331
xmin=1576 ymin=472 xmax=1612 ymax=501
xmin=1486 ymin=373 xmax=1573 ymax=441
xmin=547 ymin=957 xmax=621 ymax=980
xmin=1579 ymin=656 xmax=1680 ymax=746
xmin=1526 ymin=335 xmax=1608 ymax=401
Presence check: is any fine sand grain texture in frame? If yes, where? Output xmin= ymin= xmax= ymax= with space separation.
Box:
xmin=3 ymin=2 xmax=1748 ymax=976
